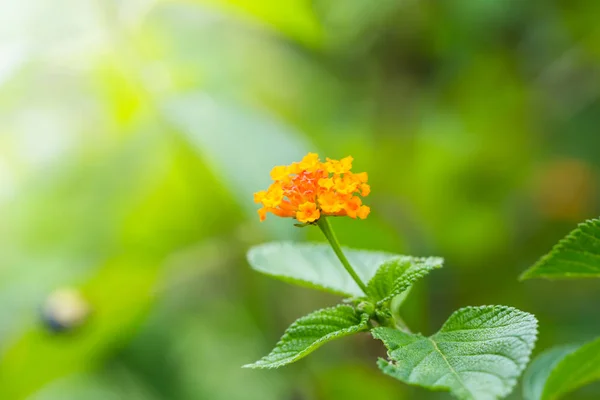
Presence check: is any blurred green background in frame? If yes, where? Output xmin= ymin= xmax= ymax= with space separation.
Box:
xmin=1 ymin=0 xmax=600 ymax=399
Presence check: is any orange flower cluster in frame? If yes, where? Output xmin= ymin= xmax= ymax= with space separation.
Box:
xmin=254 ymin=153 xmax=370 ymax=224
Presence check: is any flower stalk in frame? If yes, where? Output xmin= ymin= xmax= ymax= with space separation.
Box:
xmin=317 ymin=217 xmax=369 ymax=294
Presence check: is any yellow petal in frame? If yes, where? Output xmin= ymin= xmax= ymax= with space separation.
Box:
xmin=270 ymin=165 xmax=289 ymax=181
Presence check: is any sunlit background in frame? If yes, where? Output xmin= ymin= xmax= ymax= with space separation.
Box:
xmin=1 ymin=0 xmax=600 ymax=399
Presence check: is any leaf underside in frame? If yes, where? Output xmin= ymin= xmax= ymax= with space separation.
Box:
xmin=366 ymin=257 xmax=443 ymax=305
xmin=247 ymin=242 xmax=443 ymax=297
xmin=522 ymin=344 xmax=578 ymax=400
xmin=243 ymin=305 xmax=369 ymax=369
xmin=521 ymin=218 xmax=600 ymax=280
xmin=523 ymin=336 xmax=600 ymax=400
xmin=373 ymin=306 xmax=538 ymax=400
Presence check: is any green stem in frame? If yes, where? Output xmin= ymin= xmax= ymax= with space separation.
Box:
xmin=317 ymin=217 xmax=369 ymax=295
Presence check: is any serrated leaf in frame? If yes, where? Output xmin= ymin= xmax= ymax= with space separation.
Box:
xmin=522 ymin=345 xmax=579 ymax=400
xmin=248 ymin=242 xmax=439 ymax=297
xmin=522 ymin=337 xmax=600 ymax=400
xmin=366 ymin=257 xmax=443 ymax=305
xmin=521 ymin=218 xmax=600 ymax=280
xmin=243 ymin=305 xmax=369 ymax=369
xmin=372 ymin=306 xmax=538 ymax=400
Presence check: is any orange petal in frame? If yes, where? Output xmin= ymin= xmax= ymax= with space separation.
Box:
xmin=258 ymin=208 xmax=268 ymax=221
xmin=357 ymin=205 xmax=370 ymax=219
xmin=354 ymin=172 xmax=368 ymax=183
xmin=360 ymin=183 xmax=370 ymax=197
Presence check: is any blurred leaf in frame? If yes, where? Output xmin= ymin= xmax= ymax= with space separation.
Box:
xmin=169 ymin=302 xmax=290 ymax=400
xmin=0 ymin=258 xmax=158 ymax=400
xmin=247 ymin=242 xmax=430 ymax=297
xmin=523 ymin=337 xmax=600 ymax=400
xmin=315 ymin=363 xmax=407 ymax=400
xmin=29 ymin=374 xmax=125 ymax=400
xmin=313 ymin=0 xmax=402 ymax=50
xmin=29 ymin=368 xmax=161 ymax=400
xmin=190 ymin=0 xmax=323 ymax=46
xmin=522 ymin=344 xmax=579 ymax=400
xmin=0 ymin=43 xmax=28 ymax=89
xmin=373 ymin=306 xmax=538 ymax=400
xmin=120 ymin=134 xmax=242 ymax=257
xmin=244 ymin=305 xmax=368 ymax=369
xmin=366 ymin=257 xmax=443 ymax=305
xmin=2 ymin=131 xmax=170 ymax=258
xmin=163 ymin=94 xmax=311 ymax=239
xmin=91 ymin=57 xmax=148 ymax=128
xmin=521 ymin=218 xmax=600 ymax=280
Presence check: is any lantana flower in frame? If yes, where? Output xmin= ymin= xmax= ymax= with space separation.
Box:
xmin=254 ymin=153 xmax=371 ymax=224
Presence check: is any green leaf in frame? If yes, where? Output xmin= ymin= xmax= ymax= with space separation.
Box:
xmin=522 ymin=345 xmax=579 ymax=400
xmin=372 ymin=306 xmax=538 ymax=400
xmin=243 ymin=305 xmax=369 ymax=369
xmin=247 ymin=242 xmax=442 ymax=297
xmin=366 ymin=257 xmax=443 ymax=305
xmin=522 ymin=337 xmax=600 ymax=400
xmin=521 ymin=218 xmax=600 ymax=280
